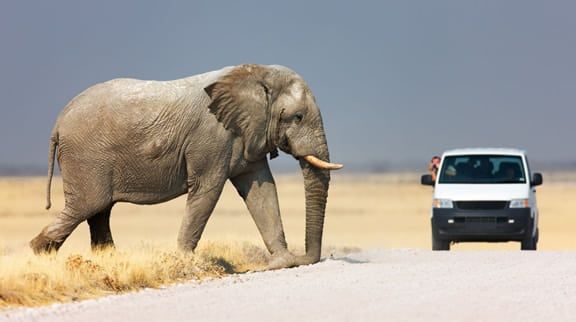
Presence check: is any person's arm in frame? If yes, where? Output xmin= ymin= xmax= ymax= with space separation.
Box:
xmin=428 ymin=162 xmax=438 ymax=181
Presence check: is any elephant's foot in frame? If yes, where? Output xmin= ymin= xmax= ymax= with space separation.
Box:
xmin=90 ymin=232 xmax=115 ymax=252
xmin=294 ymin=254 xmax=321 ymax=266
xmin=266 ymin=251 xmax=298 ymax=270
xmin=177 ymin=238 xmax=199 ymax=253
xmin=91 ymin=241 xmax=115 ymax=252
xmin=30 ymin=232 xmax=63 ymax=255
xmin=266 ymin=251 xmax=322 ymax=270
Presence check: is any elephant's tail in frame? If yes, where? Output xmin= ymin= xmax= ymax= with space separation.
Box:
xmin=46 ymin=132 xmax=58 ymax=210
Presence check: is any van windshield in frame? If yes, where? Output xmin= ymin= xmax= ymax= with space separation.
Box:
xmin=438 ymin=155 xmax=526 ymax=184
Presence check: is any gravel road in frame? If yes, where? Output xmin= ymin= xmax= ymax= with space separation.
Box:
xmin=3 ymin=249 xmax=576 ymax=322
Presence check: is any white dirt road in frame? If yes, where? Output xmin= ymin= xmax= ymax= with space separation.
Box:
xmin=2 ymin=249 xmax=576 ymax=322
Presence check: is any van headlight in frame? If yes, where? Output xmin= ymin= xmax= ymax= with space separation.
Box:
xmin=433 ymin=199 xmax=454 ymax=208
xmin=509 ymin=199 xmax=529 ymax=208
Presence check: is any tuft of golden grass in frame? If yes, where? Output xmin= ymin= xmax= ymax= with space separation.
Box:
xmin=0 ymin=242 xmax=269 ymax=309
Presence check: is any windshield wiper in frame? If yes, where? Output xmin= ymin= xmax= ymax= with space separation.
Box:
xmin=493 ymin=180 xmax=523 ymax=184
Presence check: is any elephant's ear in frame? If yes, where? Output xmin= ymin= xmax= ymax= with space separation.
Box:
xmin=204 ymin=65 xmax=271 ymax=161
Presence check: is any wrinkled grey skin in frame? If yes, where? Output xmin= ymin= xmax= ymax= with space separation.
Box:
xmin=30 ymin=64 xmax=340 ymax=269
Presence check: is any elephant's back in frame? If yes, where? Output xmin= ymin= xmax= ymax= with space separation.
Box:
xmin=60 ymin=79 xmax=183 ymax=122
xmin=54 ymin=67 xmax=232 ymax=133
xmin=54 ymin=78 xmax=209 ymax=164
xmin=57 ymin=78 xmax=203 ymax=136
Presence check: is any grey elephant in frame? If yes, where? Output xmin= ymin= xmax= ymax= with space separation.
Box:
xmin=30 ymin=64 xmax=343 ymax=269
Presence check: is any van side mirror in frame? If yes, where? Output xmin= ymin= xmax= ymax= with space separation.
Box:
xmin=421 ymin=174 xmax=435 ymax=186
xmin=531 ymin=173 xmax=543 ymax=187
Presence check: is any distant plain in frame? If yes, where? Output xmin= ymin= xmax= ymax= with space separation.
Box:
xmin=2 ymin=173 xmax=575 ymax=254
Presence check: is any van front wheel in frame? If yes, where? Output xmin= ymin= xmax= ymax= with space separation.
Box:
xmin=432 ymin=236 xmax=450 ymax=251
xmin=521 ymin=229 xmax=538 ymax=251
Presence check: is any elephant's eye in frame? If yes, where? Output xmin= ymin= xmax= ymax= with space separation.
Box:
xmin=294 ymin=112 xmax=304 ymax=123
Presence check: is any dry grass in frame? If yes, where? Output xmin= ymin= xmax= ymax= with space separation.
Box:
xmin=0 ymin=242 xmax=268 ymax=309
xmin=1 ymin=173 xmax=576 ymax=308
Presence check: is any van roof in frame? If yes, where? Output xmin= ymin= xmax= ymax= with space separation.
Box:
xmin=442 ymin=148 xmax=526 ymax=157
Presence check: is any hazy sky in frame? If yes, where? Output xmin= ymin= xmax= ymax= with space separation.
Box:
xmin=1 ymin=1 xmax=574 ymax=171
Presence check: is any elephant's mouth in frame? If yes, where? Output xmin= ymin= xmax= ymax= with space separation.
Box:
xmin=278 ymin=135 xmax=291 ymax=154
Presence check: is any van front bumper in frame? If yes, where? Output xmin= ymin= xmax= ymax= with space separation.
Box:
xmin=432 ymin=208 xmax=533 ymax=242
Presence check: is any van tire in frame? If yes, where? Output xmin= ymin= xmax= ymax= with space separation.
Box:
xmin=432 ymin=236 xmax=450 ymax=251
xmin=521 ymin=228 xmax=538 ymax=251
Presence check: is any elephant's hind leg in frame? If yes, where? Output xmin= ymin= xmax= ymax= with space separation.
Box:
xmin=30 ymin=207 xmax=85 ymax=254
xmin=87 ymin=204 xmax=115 ymax=251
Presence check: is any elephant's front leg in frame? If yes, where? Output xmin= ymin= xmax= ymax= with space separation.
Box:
xmin=231 ymin=160 xmax=297 ymax=269
xmin=177 ymin=182 xmax=225 ymax=252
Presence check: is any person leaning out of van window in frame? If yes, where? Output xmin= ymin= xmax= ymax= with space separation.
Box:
xmin=428 ymin=156 xmax=441 ymax=181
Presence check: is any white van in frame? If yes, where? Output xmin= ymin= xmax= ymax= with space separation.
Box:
xmin=421 ymin=148 xmax=543 ymax=251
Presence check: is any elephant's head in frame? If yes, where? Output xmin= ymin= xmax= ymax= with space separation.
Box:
xmin=205 ymin=64 xmax=342 ymax=264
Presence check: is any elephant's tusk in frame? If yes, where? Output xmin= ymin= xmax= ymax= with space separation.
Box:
xmin=303 ymin=155 xmax=344 ymax=170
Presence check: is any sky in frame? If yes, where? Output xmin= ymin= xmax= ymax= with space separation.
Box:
xmin=1 ymin=1 xmax=575 ymax=172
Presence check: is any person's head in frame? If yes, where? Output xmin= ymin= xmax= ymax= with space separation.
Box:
xmin=445 ymin=165 xmax=457 ymax=177
xmin=431 ymin=156 xmax=441 ymax=166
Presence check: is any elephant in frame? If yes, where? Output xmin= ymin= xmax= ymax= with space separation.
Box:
xmin=30 ymin=64 xmax=343 ymax=269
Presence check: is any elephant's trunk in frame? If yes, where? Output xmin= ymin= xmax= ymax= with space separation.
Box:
xmin=297 ymin=145 xmax=332 ymax=265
